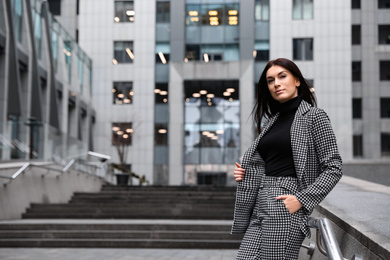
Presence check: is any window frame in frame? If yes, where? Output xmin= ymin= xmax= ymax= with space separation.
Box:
xmin=293 ymin=38 xmax=313 ymax=61
xmin=292 ymin=0 xmax=313 ymax=20
xmin=113 ymin=41 xmax=134 ymax=64
xmin=114 ymin=1 xmax=134 ymax=23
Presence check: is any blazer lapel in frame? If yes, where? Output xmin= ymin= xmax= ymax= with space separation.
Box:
xmin=291 ymin=101 xmax=311 ymax=181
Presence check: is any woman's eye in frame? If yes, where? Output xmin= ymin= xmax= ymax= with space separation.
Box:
xmin=268 ymin=79 xmax=274 ymax=84
xmin=280 ymin=75 xmax=286 ymax=79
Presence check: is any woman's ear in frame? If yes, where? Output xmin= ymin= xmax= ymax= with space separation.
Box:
xmin=295 ymin=77 xmax=300 ymax=87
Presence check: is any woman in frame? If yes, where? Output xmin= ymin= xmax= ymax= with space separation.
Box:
xmin=231 ymin=58 xmax=342 ymax=260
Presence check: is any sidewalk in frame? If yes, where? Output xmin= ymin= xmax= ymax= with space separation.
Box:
xmin=0 ymin=248 xmax=237 ymax=260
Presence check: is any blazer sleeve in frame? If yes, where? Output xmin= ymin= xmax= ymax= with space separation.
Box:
xmin=295 ymin=108 xmax=343 ymax=213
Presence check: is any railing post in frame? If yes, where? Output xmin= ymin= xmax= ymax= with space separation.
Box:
xmin=304 ymin=217 xmax=362 ymax=260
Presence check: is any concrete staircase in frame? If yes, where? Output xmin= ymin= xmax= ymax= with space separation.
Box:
xmin=0 ymin=186 xmax=243 ymax=248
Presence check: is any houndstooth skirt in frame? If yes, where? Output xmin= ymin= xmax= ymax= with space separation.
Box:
xmin=236 ymin=176 xmax=306 ymax=260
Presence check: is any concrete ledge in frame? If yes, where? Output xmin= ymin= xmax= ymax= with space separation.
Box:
xmin=343 ymin=161 xmax=390 ymax=186
xmin=0 ymin=162 xmax=105 ymax=220
xmin=300 ymin=176 xmax=390 ymax=260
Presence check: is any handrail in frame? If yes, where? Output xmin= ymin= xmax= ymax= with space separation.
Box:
xmin=62 ymin=159 xmax=76 ymax=172
xmin=0 ymin=163 xmax=31 ymax=183
xmin=302 ymin=217 xmax=363 ymax=260
xmin=1 ymin=151 xmax=112 ymax=186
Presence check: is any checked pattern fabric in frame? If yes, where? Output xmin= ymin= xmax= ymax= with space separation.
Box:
xmin=231 ymin=100 xmax=343 ymax=259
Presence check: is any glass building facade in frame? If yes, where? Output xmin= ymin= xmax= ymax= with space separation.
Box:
xmin=22 ymin=0 xmax=389 ymax=186
xmin=0 ymin=0 xmax=94 ymax=162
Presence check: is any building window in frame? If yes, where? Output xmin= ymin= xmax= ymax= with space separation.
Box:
xmin=254 ymin=41 xmax=269 ymax=61
xmin=114 ymin=1 xmax=134 ymax=23
xmin=156 ymin=43 xmax=170 ymax=64
xmin=185 ymin=44 xmax=239 ymax=62
xmin=12 ymin=0 xmax=23 ymax=42
xmin=113 ymin=41 xmax=134 ymax=64
xmin=381 ymin=133 xmax=390 ymax=156
xmin=186 ymin=3 xmax=239 ymax=26
xmin=48 ymin=0 xmax=61 ymax=15
xmin=381 ymin=98 xmax=390 ymax=118
xmin=156 ymin=2 xmax=170 ymax=23
xmin=292 ymin=0 xmax=313 ymax=20
xmin=113 ymin=82 xmax=133 ymax=104
xmin=352 ymin=25 xmax=361 ymax=45
xmin=380 ymin=61 xmax=390 ymax=80
xmin=155 ymin=83 xmax=168 ymax=104
xmin=353 ymin=98 xmax=362 ymax=119
xmin=378 ymin=25 xmax=390 ymax=44
xmin=184 ymin=80 xmax=240 ymax=166
xmin=353 ymin=135 xmax=363 ymax=157
xmin=255 ymin=0 xmax=269 ymax=21
xmin=378 ymin=0 xmax=390 ymax=9
xmin=352 ymin=61 xmax=361 ymax=82
xmin=155 ymin=123 xmax=168 ymax=146
xmin=112 ymin=122 xmax=132 ymax=146
xmin=352 ymin=0 xmax=361 ymax=9
xmin=293 ymin=38 xmax=313 ymax=61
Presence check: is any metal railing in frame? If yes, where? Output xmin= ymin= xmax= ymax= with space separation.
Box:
xmin=301 ymin=217 xmax=363 ymax=260
xmin=0 ymin=151 xmax=112 ymax=186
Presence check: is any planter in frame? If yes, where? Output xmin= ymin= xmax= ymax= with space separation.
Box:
xmin=115 ymin=173 xmax=130 ymax=186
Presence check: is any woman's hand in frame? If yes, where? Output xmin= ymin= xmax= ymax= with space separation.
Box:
xmin=275 ymin=195 xmax=303 ymax=214
xmin=234 ymin=162 xmax=245 ymax=182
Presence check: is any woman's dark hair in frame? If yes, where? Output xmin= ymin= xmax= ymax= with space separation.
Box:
xmin=252 ymin=58 xmax=316 ymax=134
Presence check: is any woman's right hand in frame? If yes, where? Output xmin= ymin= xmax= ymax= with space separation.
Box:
xmin=234 ymin=162 xmax=245 ymax=182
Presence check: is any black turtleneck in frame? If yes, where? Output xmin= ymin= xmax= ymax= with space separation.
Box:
xmin=257 ymin=95 xmax=302 ymax=177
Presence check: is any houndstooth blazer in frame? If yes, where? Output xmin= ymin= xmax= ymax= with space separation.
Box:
xmin=231 ymin=100 xmax=343 ymax=237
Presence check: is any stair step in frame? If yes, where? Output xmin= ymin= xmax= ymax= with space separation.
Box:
xmin=0 ymin=238 xmax=241 ymax=249
xmin=0 ymin=230 xmax=237 ymax=240
xmin=0 ymin=223 xmax=233 ymax=231
xmin=9 ymin=185 xmax=241 ymax=249
xmin=21 ymin=214 xmax=233 ymax=220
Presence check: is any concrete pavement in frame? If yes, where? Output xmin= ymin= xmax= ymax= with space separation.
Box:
xmin=0 ymin=248 xmax=237 ymax=260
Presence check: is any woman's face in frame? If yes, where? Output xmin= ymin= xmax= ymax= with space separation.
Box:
xmin=266 ymin=65 xmax=300 ymax=103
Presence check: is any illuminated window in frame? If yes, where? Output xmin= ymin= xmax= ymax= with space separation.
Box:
xmin=114 ymin=1 xmax=134 ymax=23
xmin=184 ymin=80 xmax=240 ymax=165
xmin=254 ymin=41 xmax=269 ymax=61
xmin=112 ymin=122 xmax=132 ymax=146
xmin=185 ymin=44 xmax=239 ymax=62
xmin=186 ymin=3 xmax=239 ymax=26
xmin=155 ymin=123 xmax=168 ymax=145
xmin=113 ymin=82 xmax=133 ymax=105
xmin=113 ymin=41 xmax=133 ymax=64
xmin=155 ymin=83 xmax=168 ymax=104
xmin=155 ymin=43 xmax=170 ymax=64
